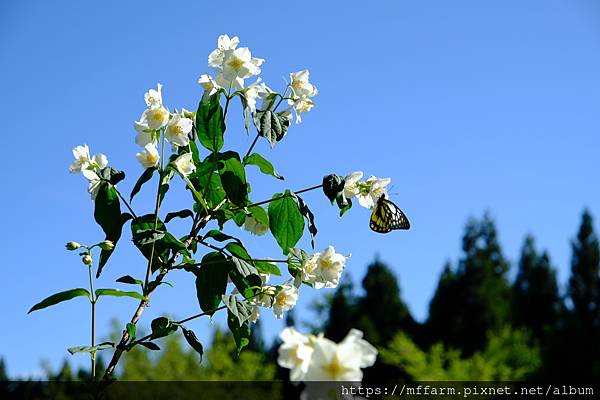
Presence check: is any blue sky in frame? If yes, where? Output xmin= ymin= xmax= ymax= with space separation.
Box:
xmin=1 ymin=0 xmax=600 ymax=377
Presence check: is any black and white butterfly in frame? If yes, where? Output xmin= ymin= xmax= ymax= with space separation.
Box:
xmin=369 ymin=195 xmax=411 ymax=233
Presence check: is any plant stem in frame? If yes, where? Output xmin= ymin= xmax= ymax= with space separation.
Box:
xmin=87 ymin=262 xmax=96 ymax=379
xmin=102 ymin=198 xmax=227 ymax=380
xmin=113 ymin=187 xmax=138 ymax=219
xmin=243 ymin=133 xmax=260 ymax=160
xmin=234 ymin=183 xmax=324 ymax=210
xmin=144 ymin=130 xmax=166 ymax=292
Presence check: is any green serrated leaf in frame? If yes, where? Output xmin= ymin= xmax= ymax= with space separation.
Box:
xmin=195 ymin=252 xmax=230 ymax=314
xmin=116 ymin=275 xmax=143 ymax=286
xmin=67 ymin=342 xmax=114 ymax=355
xmin=268 ymin=191 xmax=305 ymax=254
xmin=130 ymin=167 xmax=156 ymax=201
xmin=150 ymin=317 xmax=178 ymax=339
xmin=218 ymin=152 xmax=247 ymax=206
xmin=222 ymin=295 xmax=252 ymax=327
xmin=294 ymin=194 xmax=317 ymax=249
xmin=255 ymin=261 xmax=282 ymax=276
xmin=165 ymin=209 xmax=194 ymax=223
xmin=254 ymin=110 xmax=289 ymax=147
xmin=227 ymin=310 xmax=250 ymax=355
xmin=95 ymin=289 xmax=145 ymax=301
xmin=196 ymin=92 xmax=225 ymax=152
xmin=229 ymin=256 xmax=262 ymax=298
xmin=243 ymin=153 xmax=284 ymax=180
xmin=182 ymin=327 xmax=204 ymax=360
xmin=139 ymin=341 xmax=160 ymax=351
xmin=29 ymin=288 xmax=91 ymax=313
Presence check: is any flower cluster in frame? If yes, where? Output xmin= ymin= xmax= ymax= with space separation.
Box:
xmin=291 ymin=246 xmax=349 ymax=289
xmin=343 ymin=171 xmax=391 ymax=209
xmin=242 ymin=246 xmax=348 ymax=322
xmin=69 ymin=144 xmax=108 ymax=200
xmin=278 ymin=327 xmax=377 ymax=382
xmin=198 ymin=35 xmax=317 ymax=124
xmin=133 ymin=84 xmax=195 ymax=173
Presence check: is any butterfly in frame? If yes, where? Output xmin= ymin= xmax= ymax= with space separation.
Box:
xmin=369 ymin=195 xmax=411 ymax=233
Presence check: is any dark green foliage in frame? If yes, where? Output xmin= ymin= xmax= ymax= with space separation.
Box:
xmin=426 ymin=213 xmax=511 ymax=354
xmin=512 ymin=236 xmax=561 ymax=337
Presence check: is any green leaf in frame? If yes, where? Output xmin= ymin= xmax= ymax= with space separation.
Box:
xmin=100 ymin=167 xmax=126 ymax=185
xmin=116 ymin=275 xmax=143 ymax=286
xmin=218 ymin=152 xmax=247 ymax=206
xmin=336 ymin=195 xmax=353 ymax=217
xmin=224 ymin=242 xmax=251 ymax=260
xmin=130 ymin=167 xmax=156 ymax=201
xmin=150 ymin=317 xmax=178 ymax=339
xmin=294 ymin=194 xmax=318 ymax=249
xmin=203 ymin=229 xmax=243 ymax=245
xmin=158 ymin=166 xmax=175 ymax=207
xmin=29 ymin=288 xmax=90 ymax=313
xmin=131 ymin=214 xmax=178 ymax=272
xmin=268 ymin=191 xmax=305 ymax=254
xmin=195 ymin=252 xmax=230 ymax=315
xmin=165 ymin=209 xmax=194 ymax=223
xmin=95 ymin=289 xmax=145 ymax=301
xmin=181 ymin=327 xmax=204 ymax=360
xmin=94 ymin=181 xmax=129 ymax=277
xmin=243 ymin=153 xmax=284 ymax=180
xmin=196 ymin=92 xmax=225 ymax=152
xmin=248 ymin=206 xmax=269 ymax=227
xmin=229 ymin=256 xmax=261 ymax=298
xmin=139 ymin=341 xmax=160 ymax=351
xmin=222 ymin=295 xmax=252 ymax=327
xmin=254 ymin=110 xmax=290 ymax=147
xmin=67 ymin=342 xmax=114 ymax=355
xmin=227 ymin=310 xmax=250 ymax=355
xmin=322 ymin=174 xmax=345 ymax=204
xmin=126 ymin=323 xmax=136 ymax=342
xmin=255 ymin=261 xmax=282 ymax=276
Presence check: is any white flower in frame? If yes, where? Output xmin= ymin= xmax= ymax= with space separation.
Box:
xmin=208 ymin=34 xmax=240 ymax=68
xmin=136 ymin=143 xmax=160 ymax=169
xmin=290 ymin=97 xmax=316 ymax=124
xmin=91 ymin=153 xmax=108 ymax=170
xmin=216 ymin=46 xmax=264 ymax=90
xmin=69 ymin=145 xmax=91 ymax=173
xmin=198 ymin=74 xmax=221 ymax=97
xmin=273 ymin=285 xmax=298 ymax=319
xmin=142 ymin=106 xmax=170 ymax=130
xmin=355 ymin=176 xmax=391 ymax=209
xmin=69 ymin=145 xmax=108 ymax=174
xmin=304 ymin=329 xmax=377 ymax=381
xmin=278 ymin=327 xmax=315 ymax=382
xmin=134 ymin=119 xmax=155 ymax=147
xmin=300 ymin=253 xmax=321 ymax=286
xmin=243 ymin=214 xmax=268 ymax=236
xmin=144 ymin=83 xmax=163 ymax=110
xmin=241 ymin=79 xmax=262 ymax=114
xmin=342 ymin=171 xmax=363 ymax=202
xmin=249 ymin=304 xmax=261 ymax=323
xmin=165 ymin=113 xmax=193 ymax=147
xmin=173 ymin=152 xmax=195 ymax=176
xmin=82 ymin=169 xmax=102 ymax=200
xmin=315 ymin=246 xmax=347 ymax=289
xmin=290 ymin=70 xmax=318 ymax=99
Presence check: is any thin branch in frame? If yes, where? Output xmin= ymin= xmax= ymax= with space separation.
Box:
xmin=235 ymin=183 xmax=323 ymax=210
xmin=102 ymin=198 xmax=227 ymax=380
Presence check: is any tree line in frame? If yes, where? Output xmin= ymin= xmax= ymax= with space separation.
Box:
xmin=1 ymin=209 xmax=598 ymax=382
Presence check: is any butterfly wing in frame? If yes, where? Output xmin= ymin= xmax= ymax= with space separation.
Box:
xmin=369 ymin=196 xmax=410 ymax=233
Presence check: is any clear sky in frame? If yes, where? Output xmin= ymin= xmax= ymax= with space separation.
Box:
xmin=1 ymin=0 xmax=599 ymax=377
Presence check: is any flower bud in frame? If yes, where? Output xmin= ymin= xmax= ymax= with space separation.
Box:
xmin=65 ymin=242 xmax=81 ymax=251
xmin=82 ymin=255 xmax=93 ymax=265
xmin=98 ymin=240 xmax=115 ymax=251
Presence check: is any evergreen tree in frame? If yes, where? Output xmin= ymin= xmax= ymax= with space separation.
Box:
xmin=513 ymin=235 xmax=561 ymax=338
xmin=569 ymin=209 xmax=600 ymax=330
xmin=355 ymin=259 xmax=416 ymax=345
xmin=561 ymin=209 xmax=600 ymax=379
xmin=427 ymin=213 xmax=511 ymax=354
